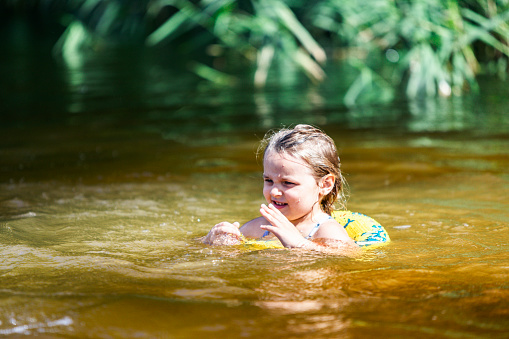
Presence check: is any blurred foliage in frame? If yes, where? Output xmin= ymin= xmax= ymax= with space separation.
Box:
xmin=1 ymin=0 xmax=509 ymax=104
xmin=311 ymin=0 xmax=509 ymax=102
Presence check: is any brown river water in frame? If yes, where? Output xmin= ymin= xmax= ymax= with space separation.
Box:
xmin=1 ymin=19 xmax=509 ymax=338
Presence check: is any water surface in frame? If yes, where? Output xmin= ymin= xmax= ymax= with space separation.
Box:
xmin=1 ymin=19 xmax=509 ymax=338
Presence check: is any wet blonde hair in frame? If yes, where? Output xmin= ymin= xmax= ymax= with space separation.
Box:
xmin=259 ymin=124 xmax=347 ymax=214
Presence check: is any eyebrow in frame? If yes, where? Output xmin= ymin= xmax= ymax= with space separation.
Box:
xmin=262 ymin=173 xmax=295 ymax=181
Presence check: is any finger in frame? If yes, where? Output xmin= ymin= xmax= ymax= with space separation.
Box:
xmin=214 ymin=221 xmax=239 ymax=229
xmin=260 ymin=204 xmax=279 ymax=218
xmin=213 ymin=223 xmax=241 ymax=236
xmin=226 ymin=225 xmax=242 ymax=236
xmin=266 ymin=203 xmax=287 ymax=219
xmin=260 ymin=205 xmax=277 ymax=225
xmin=260 ymin=224 xmax=274 ymax=231
xmin=260 ymin=204 xmax=286 ymax=225
xmin=259 ymin=224 xmax=278 ymax=238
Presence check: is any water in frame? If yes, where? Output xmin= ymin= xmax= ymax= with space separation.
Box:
xmin=1 ymin=19 xmax=509 ymax=338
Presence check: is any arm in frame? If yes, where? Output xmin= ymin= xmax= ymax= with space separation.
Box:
xmin=312 ymin=219 xmax=357 ymax=246
xmin=239 ymin=216 xmax=269 ymax=238
xmin=258 ymin=204 xmax=314 ymax=248
xmin=259 ymin=204 xmax=358 ymax=249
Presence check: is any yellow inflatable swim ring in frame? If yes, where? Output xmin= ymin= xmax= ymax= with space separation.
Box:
xmin=332 ymin=210 xmax=390 ymax=246
xmin=241 ymin=211 xmax=390 ymax=249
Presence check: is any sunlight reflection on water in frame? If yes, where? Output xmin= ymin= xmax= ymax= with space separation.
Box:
xmin=1 ymin=29 xmax=509 ymax=336
xmin=1 ymin=137 xmax=508 ymax=336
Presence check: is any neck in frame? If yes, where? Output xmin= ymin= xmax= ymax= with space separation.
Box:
xmin=290 ymin=207 xmax=328 ymax=228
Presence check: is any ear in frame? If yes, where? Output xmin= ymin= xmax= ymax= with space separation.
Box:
xmin=319 ymin=174 xmax=335 ymax=196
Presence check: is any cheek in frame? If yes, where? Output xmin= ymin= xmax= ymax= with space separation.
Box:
xmin=262 ymin=186 xmax=270 ymax=197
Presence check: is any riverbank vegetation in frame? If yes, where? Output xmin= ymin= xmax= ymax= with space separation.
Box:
xmin=2 ymin=0 xmax=509 ymax=104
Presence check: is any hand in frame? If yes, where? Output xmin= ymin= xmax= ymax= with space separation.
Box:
xmin=259 ymin=204 xmax=309 ymax=248
xmin=202 ymin=221 xmax=242 ymax=246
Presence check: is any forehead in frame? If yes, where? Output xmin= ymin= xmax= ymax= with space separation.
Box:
xmin=263 ymin=151 xmax=312 ymax=175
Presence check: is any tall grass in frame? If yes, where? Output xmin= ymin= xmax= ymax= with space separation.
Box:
xmin=2 ymin=0 xmax=509 ymax=104
xmin=311 ymin=0 xmax=509 ymax=103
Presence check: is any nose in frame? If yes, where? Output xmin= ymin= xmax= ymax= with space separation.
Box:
xmin=270 ymin=186 xmax=282 ymax=197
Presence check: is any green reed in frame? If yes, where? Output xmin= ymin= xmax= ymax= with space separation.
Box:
xmin=3 ymin=0 xmax=509 ymax=104
xmin=311 ymin=0 xmax=509 ymax=103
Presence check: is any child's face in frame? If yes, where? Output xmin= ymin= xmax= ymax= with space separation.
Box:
xmin=263 ymin=151 xmax=322 ymax=223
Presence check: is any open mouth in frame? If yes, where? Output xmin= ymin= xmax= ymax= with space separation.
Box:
xmin=272 ymin=201 xmax=288 ymax=209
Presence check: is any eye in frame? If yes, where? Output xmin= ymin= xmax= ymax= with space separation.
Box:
xmin=283 ymin=181 xmax=296 ymax=186
xmin=263 ymin=178 xmax=273 ymax=183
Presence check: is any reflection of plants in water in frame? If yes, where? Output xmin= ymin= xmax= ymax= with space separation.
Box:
xmin=4 ymin=0 xmax=509 ymax=104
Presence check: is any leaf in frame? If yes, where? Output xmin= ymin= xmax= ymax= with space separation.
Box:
xmin=270 ymin=0 xmax=326 ymax=63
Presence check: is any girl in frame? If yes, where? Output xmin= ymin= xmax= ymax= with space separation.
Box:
xmin=203 ymin=124 xmax=357 ymax=249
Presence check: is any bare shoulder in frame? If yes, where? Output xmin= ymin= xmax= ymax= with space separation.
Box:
xmin=314 ymin=218 xmax=355 ymax=244
xmin=240 ymin=216 xmax=268 ymax=238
